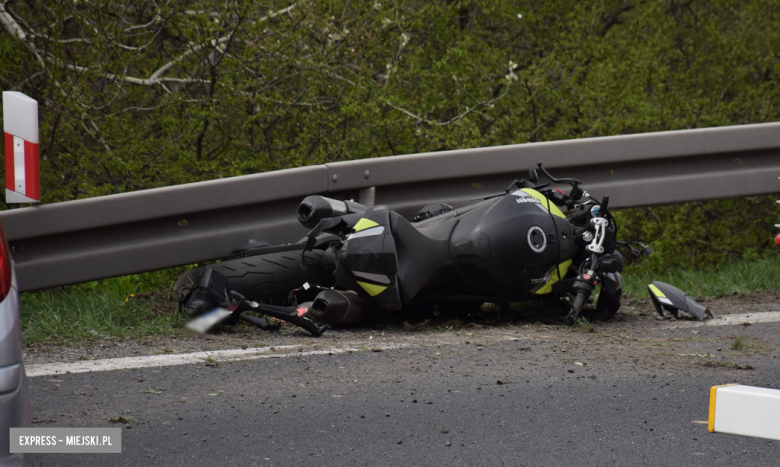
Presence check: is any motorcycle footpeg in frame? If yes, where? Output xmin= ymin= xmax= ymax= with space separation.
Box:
xmin=229 ymin=290 xmax=327 ymax=336
xmin=237 ymin=313 xmax=277 ymax=331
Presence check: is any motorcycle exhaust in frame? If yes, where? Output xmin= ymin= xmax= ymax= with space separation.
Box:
xmin=311 ymin=289 xmax=366 ymax=326
xmin=297 ymin=196 xmax=368 ymax=229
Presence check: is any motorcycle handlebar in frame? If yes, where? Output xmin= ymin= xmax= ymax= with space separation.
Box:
xmin=572 ymin=289 xmax=589 ymax=314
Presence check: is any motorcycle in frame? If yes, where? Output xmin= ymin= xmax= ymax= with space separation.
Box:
xmin=176 ymin=163 xmax=706 ymax=336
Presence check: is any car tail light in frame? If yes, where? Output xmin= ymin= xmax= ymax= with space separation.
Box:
xmin=0 ymin=220 xmax=12 ymax=301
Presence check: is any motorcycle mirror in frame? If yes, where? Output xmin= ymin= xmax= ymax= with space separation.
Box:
xmin=528 ymin=168 xmax=538 ymax=185
xmin=537 ymin=163 xmax=581 ymax=186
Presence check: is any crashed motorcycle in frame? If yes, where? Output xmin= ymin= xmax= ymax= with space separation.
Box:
xmin=176 ymin=164 xmax=708 ymax=336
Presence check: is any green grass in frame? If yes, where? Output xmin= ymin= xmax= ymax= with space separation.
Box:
xmin=622 ymin=254 xmax=780 ymax=298
xmin=20 ymin=272 xmax=186 ymax=347
xmin=731 ymin=335 xmax=746 ymax=351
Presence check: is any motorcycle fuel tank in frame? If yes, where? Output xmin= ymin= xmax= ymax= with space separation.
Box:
xmin=449 ymin=189 xmax=577 ymax=298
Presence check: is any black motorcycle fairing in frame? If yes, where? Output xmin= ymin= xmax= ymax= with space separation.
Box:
xmin=413 ymin=203 xmax=455 ymax=222
xmin=333 ymin=206 xmax=403 ymax=310
xmin=362 ymin=189 xmax=579 ymax=304
xmin=301 ymin=187 xmax=601 ymax=310
xmin=179 ymin=267 xmax=229 ymax=317
xmin=390 ymin=211 xmax=455 ymax=304
xmin=446 ymin=189 xmax=577 ymax=299
xmin=648 ymin=281 xmax=713 ymax=320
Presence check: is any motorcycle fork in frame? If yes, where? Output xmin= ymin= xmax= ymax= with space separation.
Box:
xmin=564 ymin=272 xmax=598 ymax=325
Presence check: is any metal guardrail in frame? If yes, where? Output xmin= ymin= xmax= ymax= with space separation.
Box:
xmin=3 ymin=122 xmax=780 ymax=292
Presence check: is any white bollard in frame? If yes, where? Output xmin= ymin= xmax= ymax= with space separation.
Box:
xmin=3 ymin=91 xmax=40 ymax=204
xmin=709 ymin=384 xmax=780 ymax=440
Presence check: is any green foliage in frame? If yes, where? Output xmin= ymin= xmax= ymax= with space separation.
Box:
xmin=616 ymin=195 xmax=780 ymax=273
xmin=621 ymin=254 xmax=780 ymax=298
xmin=1 ymin=1 xmax=779 ymax=271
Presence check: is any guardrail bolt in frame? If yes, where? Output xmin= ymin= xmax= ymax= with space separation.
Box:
xmin=332 ymin=174 xmax=338 ymax=183
xmin=364 ymin=170 xmax=370 ymax=179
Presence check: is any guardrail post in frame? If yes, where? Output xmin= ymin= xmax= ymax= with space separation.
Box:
xmin=358 ymin=187 xmax=376 ymax=206
xmin=3 ymin=91 xmax=40 ymax=205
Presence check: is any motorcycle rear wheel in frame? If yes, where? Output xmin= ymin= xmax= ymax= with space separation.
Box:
xmin=173 ymin=249 xmax=330 ymax=305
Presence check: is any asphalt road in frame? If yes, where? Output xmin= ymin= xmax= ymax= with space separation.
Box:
xmin=26 ymin=316 xmax=780 ymax=466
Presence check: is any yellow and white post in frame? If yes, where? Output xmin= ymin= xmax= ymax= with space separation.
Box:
xmin=709 ymin=384 xmax=780 ymax=440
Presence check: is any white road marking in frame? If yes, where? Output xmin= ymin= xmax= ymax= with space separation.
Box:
xmin=25 ymin=331 xmax=521 ymax=378
xmin=25 ymin=338 xmax=457 ymax=378
xmin=27 ymin=310 xmax=780 ymax=378
xmin=669 ymin=311 xmax=780 ymax=328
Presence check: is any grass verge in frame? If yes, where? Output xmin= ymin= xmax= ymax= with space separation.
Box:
xmin=621 ymin=254 xmax=780 ymax=298
xmin=20 ymin=271 xmax=186 ymax=347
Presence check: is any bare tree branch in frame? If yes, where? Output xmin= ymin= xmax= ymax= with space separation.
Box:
xmin=124 ymin=14 xmax=160 ymax=32
xmin=386 ymin=83 xmax=512 ymax=126
xmin=1 ymin=3 xmax=298 ymax=87
xmin=0 ymin=3 xmax=45 ymax=68
xmin=57 ymin=61 xmax=210 ymax=86
xmin=257 ymin=4 xmax=297 ymax=23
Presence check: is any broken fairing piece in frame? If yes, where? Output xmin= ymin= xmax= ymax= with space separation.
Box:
xmin=648 ymin=281 xmax=713 ymax=320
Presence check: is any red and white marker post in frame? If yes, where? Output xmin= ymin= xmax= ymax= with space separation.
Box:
xmin=3 ymin=91 xmax=40 ymax=204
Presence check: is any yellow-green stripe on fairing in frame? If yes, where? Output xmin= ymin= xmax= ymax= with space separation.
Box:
xmin=535 ymin=259 xmax=573 ymax=295
xmin=354 ymin=218 xmax=379 ymax=232
xmin=357 ymin=281 xmax=386 ymax=296
xmin=708 ymin=384 xmax=739 ymax=433
xmin=648 ymin=284 xmax=666 ymax=298
xmin=521 ymin=188 xmax=565 ymax=218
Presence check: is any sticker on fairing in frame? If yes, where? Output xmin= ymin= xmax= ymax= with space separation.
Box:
xmin=649 ymin=284 xmax=674 ymax=305
xmin=346 ymin=226 xmax=384 ymax=240
xmin=512 ymin=189 xmax=565 ymax=218
xmin=530 ymin=276 xmax=550 ymax=285
xmin=656 ymin=296 xmax=673 ymax=305
xmin=512 ymin=190 xmax=547 ymax=215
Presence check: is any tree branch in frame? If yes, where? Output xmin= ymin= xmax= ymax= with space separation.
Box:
xmin=387 ymin=83 xmax=512 ymax=126
xmin=0 ymin=3 xmax=45 ymax=68
xmin=124 ymin=14 xmax=160 ymax=32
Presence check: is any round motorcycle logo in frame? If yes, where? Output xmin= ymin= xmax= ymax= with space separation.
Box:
xmin=527 ymin=226 xmax=546 ymax=253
